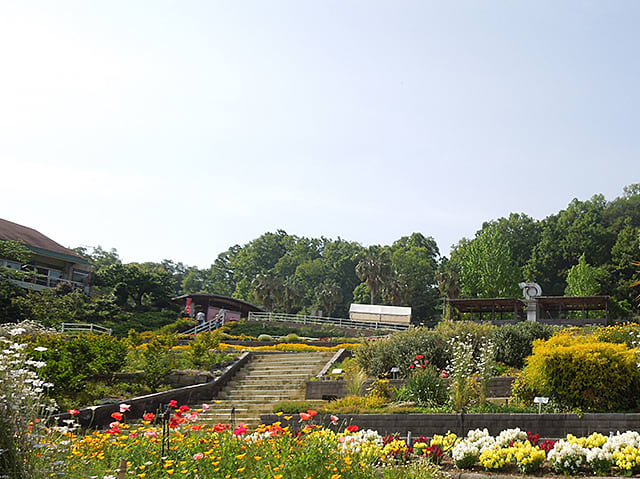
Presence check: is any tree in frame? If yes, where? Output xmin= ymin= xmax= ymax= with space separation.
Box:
xmin=274 ymin=278 xmax=301 ymax=314
xmin=0 ymin=240 xmax=32 ymax=323
xmin=383 ymin=233 xmax=441 ymax=321
xmin=316 ymin=281 xmax=342 ymax=317
xmin=565 ymin=253 xmax=607 ymax=296
xmin=251 ymin=274 xmax=280 ymax=311
xmin=436 ymin=258 xmax=460 ymax=300
xmin=11 ymin=286 xmax=89 ymax=327
xmin=451 ymin=226 xmax=520 ymax=298
xmin=632 ymin=259 xmax=640 ymax=304
xmin=480 ymin=213 xmax=541 ymax=273
xmin=181 ymin=268 xmax=206 ymax=294
xmin=73 ymin=245 xmax=121 ymax=272
xmin=355 ymin=247 xmax=390 ymax=304
xmin=93 ymin=263 xmax=175 ymax=310
xmin=525 ymin=195 xmax=616 ymax=295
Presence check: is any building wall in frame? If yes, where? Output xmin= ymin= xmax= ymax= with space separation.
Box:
xmin=349 ymin=312 xmax=411 ymax=325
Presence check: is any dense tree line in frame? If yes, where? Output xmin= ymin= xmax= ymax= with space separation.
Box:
xmin=1 ymin=185 xmax=639 ymax=327
xmin=176 ymin=231 xmax=441 ymax=321
xmin=447 ymin=184 xmax=640 ymax=316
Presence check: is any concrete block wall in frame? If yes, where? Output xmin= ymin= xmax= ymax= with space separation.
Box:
xmin=260 ymin=412 xmax=640 ymax=439
xmin=306 ymin=377 xmax=516 ymax=400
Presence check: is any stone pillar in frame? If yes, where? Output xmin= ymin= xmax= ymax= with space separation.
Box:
xmin=525 ymin=299 xmax=538 ymax=322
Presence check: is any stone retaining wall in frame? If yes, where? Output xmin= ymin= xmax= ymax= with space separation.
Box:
xmin=52 ymin=352 xmax=252 ymax=429
xmin=306 ymin=377 xmax=515 ymax=400
xmin=260 ymin=412 xmax=640 ymax=438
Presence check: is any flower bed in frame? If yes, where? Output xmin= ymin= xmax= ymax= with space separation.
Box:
xmin=22 ymin=405 xmax=640 ymax=478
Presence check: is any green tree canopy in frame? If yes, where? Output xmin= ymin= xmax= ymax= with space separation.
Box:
xmin=565 ymin=253 xmax=607 ymax=296
xmin=451 ymin=226 xmax=520 ymax=298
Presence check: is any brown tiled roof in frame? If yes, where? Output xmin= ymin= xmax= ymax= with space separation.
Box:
xmin=0 ymin=218 xmax=84 ymax=260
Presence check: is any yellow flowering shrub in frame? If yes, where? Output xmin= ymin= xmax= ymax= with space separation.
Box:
xmin=514 ymin=331 xmax=640 ymax=411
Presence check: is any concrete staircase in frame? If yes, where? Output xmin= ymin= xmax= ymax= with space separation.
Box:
xmin=198 ymin=352 xmax=333 ymax=429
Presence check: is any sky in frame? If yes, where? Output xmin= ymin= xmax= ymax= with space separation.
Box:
xmin=1 ymin=1 xmax=639 ymax=268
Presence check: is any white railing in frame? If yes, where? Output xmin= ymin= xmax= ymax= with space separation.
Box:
xmin=183 ymin=310 xmax=227 ymax=335
xmin=247 ymin=311 xmax=409 ymax=331
xmin=61 ymin=323 xmax=112 ymax=335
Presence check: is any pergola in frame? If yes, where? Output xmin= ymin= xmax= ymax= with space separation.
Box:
xmin=447 ymin=295 xmax=610 ymax=324
xmin=446 ymin=297 xmax=526 ymax=322
xmin=535 ymin=295 xmax=609 ymax=321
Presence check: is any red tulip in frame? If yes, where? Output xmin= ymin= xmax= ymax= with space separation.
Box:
xmin=143 ymin=412 xmax=155 ymax=421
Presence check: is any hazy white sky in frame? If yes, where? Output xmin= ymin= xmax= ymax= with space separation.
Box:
xmin=1 ymin=1 xmax=638 ymax=268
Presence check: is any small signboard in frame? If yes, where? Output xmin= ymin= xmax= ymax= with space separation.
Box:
xmin=533 ymin=396 xmax=549 ymax=413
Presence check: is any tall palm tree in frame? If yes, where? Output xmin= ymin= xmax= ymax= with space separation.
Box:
xmin=252 ymin=274 xmax=280 ymax=311
xmin=317 ymin=281 xmax=343 ymax=317
xmin=383 ymin=269 xmax=407 ymax=306
xmin=279 ymin=278 xmax=300 ymax=314
xmin=355 ymin=249 xmax=390 ymax=304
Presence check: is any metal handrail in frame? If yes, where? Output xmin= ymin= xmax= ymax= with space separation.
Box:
xmin=61 ymin=323 xmax=112 ymax=335
xmin=247 ymin=311 xmax=409 ymax=331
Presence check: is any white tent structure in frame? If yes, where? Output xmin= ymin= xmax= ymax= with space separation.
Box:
xmin=349 ymin=304 xmax=411 ymax=326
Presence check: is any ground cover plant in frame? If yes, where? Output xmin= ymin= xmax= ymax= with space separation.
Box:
xmin=223 ymin=319 xmax=354 ymax=339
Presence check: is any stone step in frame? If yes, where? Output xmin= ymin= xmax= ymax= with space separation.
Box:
xmin=244 ymin=362 xmax=329 ymax=371
xmin=189 ymin=352 xmax=334 ymax=430
xmin=217 ymin=392 xmax=306 ymax=401
xmin=230 ymin=374 xmax=312 ymax=383
xmin=243 ymin=361 xmax=326 ymax=371
xmin=248 ymin=358 xmax=332 ymax=366
xmin=223 ymin=383 xmax=305 ymax=391
xmin=229 ymin=377 xmax=311 ymax=384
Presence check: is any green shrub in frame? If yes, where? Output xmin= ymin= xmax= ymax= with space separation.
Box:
xmin=157 ymin=317 xmax=197 ymax=334
xmin=491 ymin=321 xmax=553 ymax=368
xmin=139 ymin=336 xmax=176 ymax=391
xmin=434 ymin=320 xmax=496 ymax=358
xmin=104 ymin=310 xmax=182 ymax=336
xmin=26 ymin=333 xmax=127 ymax=398
xmin=186 ymin=331 xmax=221 ymax=369
xmin=514 ymin=331 xmax=640 ymax=411
xmin=257 ymin=334 xmax=273 ymax=342
xmin=367 ymin=378 xmax=397 ymax=400
xmin=355 ymin=327 xmax=449 ymax=377
xmin=282 ymin=333 xmax=301 ymax=342
xmin=395 ymin=366 xmax=448 ymax=407
xmin=225 ymin=321 xmax=348 ymax=339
